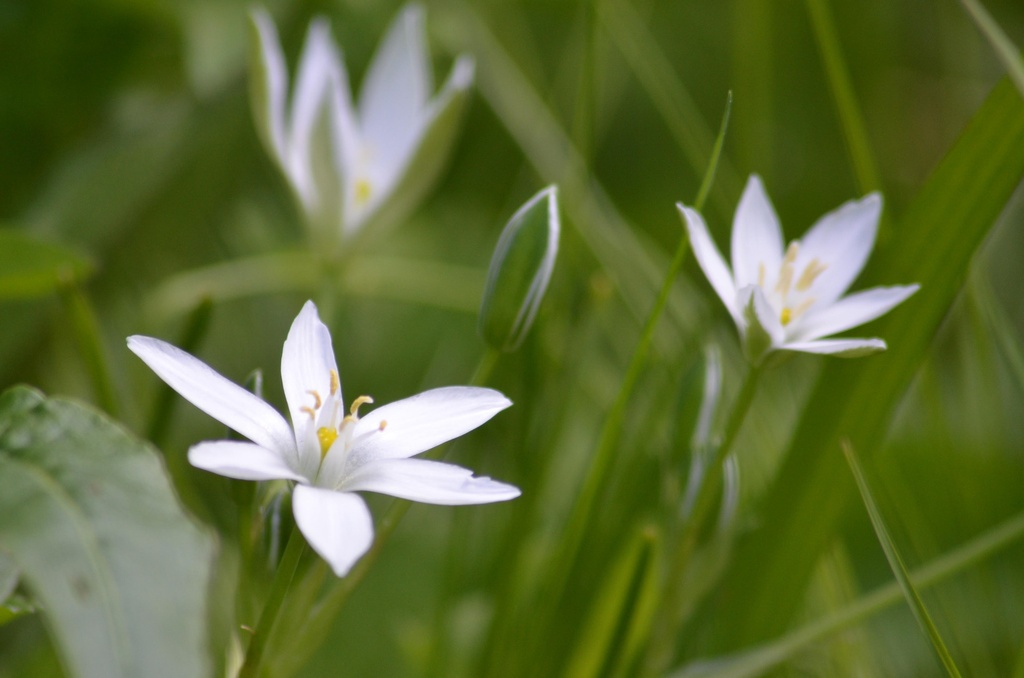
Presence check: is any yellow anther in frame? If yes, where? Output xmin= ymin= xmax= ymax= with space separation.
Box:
xmin=780 ymin=307 xmax=793 ymax=326
xmin=355 ymin=178 xmax=372 ymax=205
xmin=306 ymin=390 xmax=322 ymax=410
xmin=796 ymin=258 xmax=827 ymax=292
xmin=329 ymin=370 xmax=340 ymax=397
xmin=300 ymin=406 xmax=317 ymax=421
xmin=775 ymin=242 xmax=800 ymax=295
xmin=378 ymin=420 xmax=388 ymax=432
xmin=317 ymin=427 xmax=339 ymax=457
xmin=349 ymin=395 xmax=374 ymax=417
xmin=758 ymin=263 xmax=766 ymax=288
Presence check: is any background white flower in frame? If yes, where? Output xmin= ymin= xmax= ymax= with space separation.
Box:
xmin=127 ymin=301 xmax=519 ymax=576
xmin=680 ymin=175 xmax=920 ymax=363
xmin=250 ymin=5 xmax=475 ymax=244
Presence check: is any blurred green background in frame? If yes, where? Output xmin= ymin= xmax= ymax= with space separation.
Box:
xmin=1 ymin=0 xmax=1024 ymax=676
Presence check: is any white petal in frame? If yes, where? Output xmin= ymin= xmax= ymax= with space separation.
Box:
xmin=732 ymin=175 xmax=784 ymax=290
xmin=127 ymin=336 xmax=294 ymax=454
xmin=679 ymin=204 xmax=739 ymax=324
xmin=292 ymin=485 xmax=374 ymax=577
xmin=342 ymin=458 xmax=521 ymax=505
xmin=188 ymin=441 xmax=304 ymax=482
xmin=357 ymin=4 xmax=431 ymax=187
xmin=352 ymin=387 xmax=512 ymax=460
xmin=249 ymin=10 xmax=289 ymax=168
xmin=789 ymin=285 xmax=920 ymax=341
xmin=286 ymin=18 xmax=340 ymax=212
xmin=281 ymin=300 xmax=339 ymax=436
xmin=796 ymin=193 xmax=881 ymax=305
xmin=779 ymin=338 xmax=887 ymax=357
xmin=737 ymin=285 xmax=784 ymax=345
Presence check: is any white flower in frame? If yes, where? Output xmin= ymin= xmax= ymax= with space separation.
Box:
xmin=127 ymin=301 xmax=519 ymax=576
xmin=250 ymin=5 xmax=475 ymax=243
xmin=681 ymin=175 xmax=920 ymax=364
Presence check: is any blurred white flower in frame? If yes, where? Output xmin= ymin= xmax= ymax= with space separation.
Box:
xmin=128 ymin=301 xmax=518 ymax=577
xmin=250 ymin=5 xmax=475 ymax=243
xmin=680 ymin=175 xmax=919 ymax=364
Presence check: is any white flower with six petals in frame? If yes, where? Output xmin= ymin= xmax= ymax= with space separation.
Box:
xmin=680 ymin=175 xmax=919 ymax=364
xmin=250 ymin=4 xmax=474 ymax=243
xmin=127 ymin=301 xmax=519 ymax=576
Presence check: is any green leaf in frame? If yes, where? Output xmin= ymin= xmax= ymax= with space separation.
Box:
xmin=0 ymin=386 xmax=215 ymax=678
xmin=0 ymin=230 xmax=91 ymax=300
xmin=842 ymin=441 xmax=963 ymax=677
xmin=708 ymin=77 xmax=1024 ymax=653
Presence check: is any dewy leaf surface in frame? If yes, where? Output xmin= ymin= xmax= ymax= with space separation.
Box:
xmin=0 ymin=386 xmax=214 ymax=678
xmin=706 ymin=77 xmax=1024 ymax=653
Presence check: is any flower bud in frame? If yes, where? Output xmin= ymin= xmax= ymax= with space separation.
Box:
xmin=479 ymin=186 xmax=560 ymax=352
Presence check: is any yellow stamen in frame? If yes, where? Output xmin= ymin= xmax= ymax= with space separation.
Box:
xmin=780 ymin=307 xmax=793 ymax=326
xmin=796 ymin=258 xmax=827 ymax=292
xmin=349 ymin=395 xmax=374 ymax=417
xmin=758 ymin=262 xmax=766 ymax=288
xmin=300 ymin=406 xmax=316 ymax=421
xmin=317 ymin=427 xmax=338 ymax=457
xmin=355 ymin=179 xmax=372 ymax=205
xmin=775 ymin=242 xmax=800 ymax=295
xmin=378 ymin=420 xmax=388 ymax=432
xmin=306 ymin=390 xmax=322 ymax=410
xmin=329 ymin=370 xmax=339 ymax=396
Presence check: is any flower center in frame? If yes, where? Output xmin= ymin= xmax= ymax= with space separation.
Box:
xmin=315 ymin=393 xmax=374 ymax=458
xmin=767 ymin=242 xmax=827 ymax=327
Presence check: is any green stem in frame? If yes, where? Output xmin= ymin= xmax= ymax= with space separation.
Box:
xmin=641 ymin=365 xmax=762 ymax=676
xmin=238 ymin=526 xmax=307 ymax=678
xmin=59 ymin=282 xmax=119 ymax=417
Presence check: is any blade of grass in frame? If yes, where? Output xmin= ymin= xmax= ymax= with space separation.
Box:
xmin=842 ymin=440 xmax=963 ymax=677
xmin=958 ymin=0 xmax=1024 ymax=97
xmin=668 ymin=508 xmax=1024 ymax=678
xmin=708 ymin=77 xmax=1024 ymax=653
xmin=59 ymin=282 xmax=119 ymax=417
xmin=597 ymin=0 xmax=741 ymax=214
xmin=804 ymin=0 xmax=882 ymax=194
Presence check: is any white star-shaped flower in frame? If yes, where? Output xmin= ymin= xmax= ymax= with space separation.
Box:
xmin=127 ymin=301 xmax=518 ymax=576
xmin=250 ymin=5 xmax=474 ymax=242
xmin=681 ymin=175 xmax=919 ymax=364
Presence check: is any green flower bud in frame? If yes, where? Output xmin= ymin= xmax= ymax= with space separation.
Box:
xmin=479 ymin=186 xmax=560 ymax=352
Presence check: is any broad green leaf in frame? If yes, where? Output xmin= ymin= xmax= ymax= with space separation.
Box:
xmin=0 ymin=386 xmax=215 ymax=678
xmin=0 ymin=230 xmax=91 ymax=300
xmin=707 ymin=77 xmax=1024 ymax=654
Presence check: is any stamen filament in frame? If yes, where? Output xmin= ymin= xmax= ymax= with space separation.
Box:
xmin=796 ymin=258 xmax=827 ymax=291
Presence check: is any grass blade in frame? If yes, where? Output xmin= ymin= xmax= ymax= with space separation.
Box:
xmin=842 ymin=441 xmax=963 ymax=677
xmin=958 ymin=0 xmax=1024 ymax=97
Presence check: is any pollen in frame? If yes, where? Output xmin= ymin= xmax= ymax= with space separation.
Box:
xmin=349 ymin=395 xmax=374 ymax=417
xmin=796 ymin=258 xmax=827 ymax=292
xmin=775 ymin=242 xmax=800 ymax=295
xmin=378 ymin=420 xmax=388 ymax=432
xmin=317 ymin=426 xmax=339 ymax=457
xmin=355 ymin=178 xmax=372 ymax=205
xmin=329 ymin=369 xmax=340 ymax=397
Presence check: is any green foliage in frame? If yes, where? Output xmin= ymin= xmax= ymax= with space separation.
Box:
xmin=0 ymin=230 xmax=91 ymax=300
xmin=0 ymin=386 xmax=215 ymax=678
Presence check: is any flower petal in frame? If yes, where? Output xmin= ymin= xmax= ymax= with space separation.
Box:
xmin=731 ymin=175 xmax=784 ymax=290
xmin=358 ymin=4 xmax=431 ymax=188
xmin=789 ymin=284 xmax=920 ymax=341
xmin=188 ymin=441 xmax=304 ymax=482
xmin=127 ymin=336 xmax=294 ymax=454
xmin=679 ymin=204 xmax=739 ymax=324
xmin=292 ymin=485 xmax=374 ymax=577
xmin=281 ymin=301 xmax=339 ymax=429
xmin=351 ymin=387 xmax=512 ymax=461
xmin=779 ymin=338 xmax=887 ymax=357
xmin=737 ymin=285 xmax=783 ymax=364
xmin=248 ymin=10 xmax=289 ymax=170
xmin=796 ymin=193 xmax=881 ymax=305
xmin=286 ymin=18 xmax=342 ymax=212
xmin=341 ymin=458 xmax=521 ymax=505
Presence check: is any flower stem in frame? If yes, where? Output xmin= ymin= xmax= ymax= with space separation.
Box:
xmin=238 ymin=525 xmax=307 ymax=678
xmin=640 ymin=364 xmax=762 ymax=676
